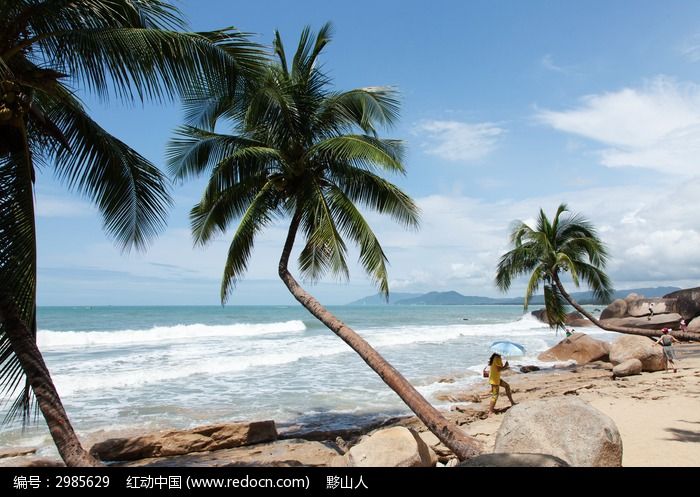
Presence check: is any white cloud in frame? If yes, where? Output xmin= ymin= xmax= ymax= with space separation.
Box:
xmin=37 ymin=180 xmax=700 ymax=303
xmin=362 ymin=177 xmax=700 ymax=296
xmin=35 ymin=195 xmax=92 ymax=218
xmin=537 ymin=76 xmax=700 ymax=175
xmin=415 ymin=120 xmax=504 ymax=162
xmin=540 ymin=54 xmax=566 ymax=73
xmin=679 ymin=34 xmax=700 ymax=62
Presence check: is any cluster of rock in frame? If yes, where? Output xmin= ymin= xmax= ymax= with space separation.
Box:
xmin=537 ymin=331 xmax=665 ymax=379
xmin=84 ymin=396 xmax=622 ymax=468
xmin=600 ymin=287 xmax=700 ymax=331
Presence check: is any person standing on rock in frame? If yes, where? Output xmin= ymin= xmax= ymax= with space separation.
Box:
xmin=655 ymin=328 xmax=679 ymax=373
xmin=680 ymin=319 xmax=688 ymax=332
xmin=648 ymin=303 xmax=655 ymax=321
xmin=488 ymin=353 xmax=517 ymax=415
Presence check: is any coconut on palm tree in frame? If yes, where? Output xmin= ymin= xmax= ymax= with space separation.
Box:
xmin=495 ymin=203 xmax=699 ymax=340
xmin=168 ymin=23 xmax=481 ymax=460
xmin=0 ymin=0 xmax=263 ymax=466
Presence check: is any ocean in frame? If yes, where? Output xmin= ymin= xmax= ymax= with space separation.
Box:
xmin=0 ymin=304 xmax=615 ymax=458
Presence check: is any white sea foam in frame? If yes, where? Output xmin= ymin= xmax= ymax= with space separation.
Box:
xmin=37 ymin=320 xmax=307 ymax=349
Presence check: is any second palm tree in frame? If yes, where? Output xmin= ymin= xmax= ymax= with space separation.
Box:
xmin=169 ymin=24 xmax=481 ymax=460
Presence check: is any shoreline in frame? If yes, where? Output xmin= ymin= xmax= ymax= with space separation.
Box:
xmin=3 ymin=340 xmax=699 ymax=467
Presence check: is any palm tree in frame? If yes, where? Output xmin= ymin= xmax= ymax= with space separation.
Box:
xmin=495 ymin=204 xmax=700 ymax=340
xmin=0 ymin=0 xmax=262 ymax=466
xmin=168 ymin=24 xmax=481 ymax=460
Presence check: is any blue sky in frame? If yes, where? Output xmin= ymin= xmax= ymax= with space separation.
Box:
xmin=35 ymin=0 xmax=700 ymax=305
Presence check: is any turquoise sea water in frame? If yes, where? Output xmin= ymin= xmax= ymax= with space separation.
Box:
xmin=0 ymin=304 xmax=614 ymax=458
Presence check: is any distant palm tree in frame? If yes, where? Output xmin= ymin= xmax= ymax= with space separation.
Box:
xmin=495 ymin=204 xmax=699 ymax=339
xmin=0 ymin=0 xmax=262 ymax=466
xmin=168 ymin=24 xmax=481 ymax=460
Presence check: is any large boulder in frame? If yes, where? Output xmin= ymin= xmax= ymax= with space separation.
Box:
xmin=688 ymin=317 xmax=700 ymax=332
xmin=494 ymin=398 xmax=622 ymax=467
xmin=612 ymin=358 xmax=642 ymax=378
xmin=344 ymin=427 xmax=437 ymax=467
xmin=624 ymin=293 xmax=640 ymax=305
xmin=600 ymin=299 xmax=627 ymax=320
xmin=602 ymin=314 xmax=682 ymax=331
xmin=663 ymin=287 xmax=700 ymax=320
xmin=625 ymin=298 xmax=674 ymax=318
xmin=537 ymin=333 xmax=609 ymax=364
xmin=609 ymin=335 xmax=665 ymax=372
xmin=90 ymin=421 xmax=278 ymax=461
xmin=458 ymin=453 xmax=569 ymax=467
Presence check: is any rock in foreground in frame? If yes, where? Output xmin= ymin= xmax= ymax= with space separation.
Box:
xmin=538 ymin=333 xmax=609 ymax=364
xmin=494 ymin=398 xmax=622 ymax=467
xmin=342 ymin=427 xmax=437 ymax=467
xmin=91 ymin=421 xmax=278 ymax=461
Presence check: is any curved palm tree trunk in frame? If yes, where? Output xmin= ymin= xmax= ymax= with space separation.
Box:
xmin=277 ymin=213 xmax=481 ymax=460
xmin=552 ymin=275 xmax=700 ymax=341
xmin=0 ymin=299 xmax=100 ymax=466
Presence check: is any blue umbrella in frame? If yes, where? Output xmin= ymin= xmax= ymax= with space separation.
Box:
xmin=490 ymin=340 xmax=526 ymax=357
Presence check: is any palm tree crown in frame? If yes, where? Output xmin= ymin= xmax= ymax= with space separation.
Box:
xmin=168 ymin=23 xmax=483 ymax=461
xmin=0 ymin=0 xmax=263 ymax=462
xmin=168 ymin=22 xmax=419 ymax=300
xmin=495 ymin=203 xmax=613 ymax=329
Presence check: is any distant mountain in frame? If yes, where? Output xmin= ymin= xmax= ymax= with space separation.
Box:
xmin=348 ymin=292 xmax=423 ymax=305
xmin=347 ymin=286 xmax=681 ymax=306
xmin=394 ymin=291 xmax=502 ymax=305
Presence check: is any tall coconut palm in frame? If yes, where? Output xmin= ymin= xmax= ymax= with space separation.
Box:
xmin=168 ymin=24 xmax=481 ymax=460
xmin=495 ymin=204 xmax=700 ymax=340
xmin=0 ymin=0 xmax=263 ymax=466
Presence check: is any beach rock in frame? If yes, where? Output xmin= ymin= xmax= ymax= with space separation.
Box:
xmin=624 ymin=293 xmax=641 ymax=305
xmin=688 ymin=317 xmax=700 ymax=332
xmin=418 ymin=431 xmax=453 ymax=460
xmin=663 ymin=287 xmax=700 ymax=320
xmin=124 ymin=439 xmax=340 ymax=467
xmin=600 ymin=299 xmax=627 ymax=320
xmin=90 ymin=421 xmax=278 ymax=461
xmin=494 ymin=398 xmax=622 ymax=467
xmin=609 ymin=335 xmax=665 ymax=372
xmin=612 ymin=358 xmax=642 ymax=377
xmin=0 ymin=447 xmax=37 ymax=459
xmin=625 ymin=299 xmax=674 ymax=318
xmin=602 ymin=314 xmax=682 ymax=331
xmin=344 ymin=426 xmax=437 ymax=467
xmin=458 ymin=453 xmax=569 ymax=467
xmin=519 ymin=365 xmax=541 ymax=373
xmin=537 ymin=333 xmax=610 ymax=364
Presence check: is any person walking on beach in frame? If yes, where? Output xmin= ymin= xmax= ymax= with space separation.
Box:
xmin=488 ymin=353 xmax=517 ymax=415
xmin=655 ymin=328 xmax=679 ymax=373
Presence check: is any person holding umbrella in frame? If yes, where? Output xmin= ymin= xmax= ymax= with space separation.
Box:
xmin=487 ymin=352 xmax=517 ymax=415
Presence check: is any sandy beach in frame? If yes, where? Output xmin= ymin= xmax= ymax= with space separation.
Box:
xmin=426 ymin=341 xmax=700 ymax=466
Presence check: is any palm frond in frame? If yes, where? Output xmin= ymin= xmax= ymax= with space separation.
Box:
xmin=317 ymin=87 xmax=400 ymax=135
xmin=220 ymin=183 xmax=277 ymax=302
xmin=167 ymin=126 xmax=265 ymax=181
xmin=190 ymin=174 xmax=270 ymax=246
xmin=298 ymin=182 xmax=349 ymax=282
xmin=42 ymin=27 xmax=259 ymax=103
xmin=325 ymin=185 xmax=389 ymax=296
xmin=328 ymin=165 xmax=419 ymax=228
xmin=0 ymin=143 xmax=37 ymax=424
xmin=543 ymin=284 xmax=568 ymax=330
xmin=308 ymin=135 xmax=405 ymax=174
xmin=49 ymin=97 xmax=171 ymax=251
